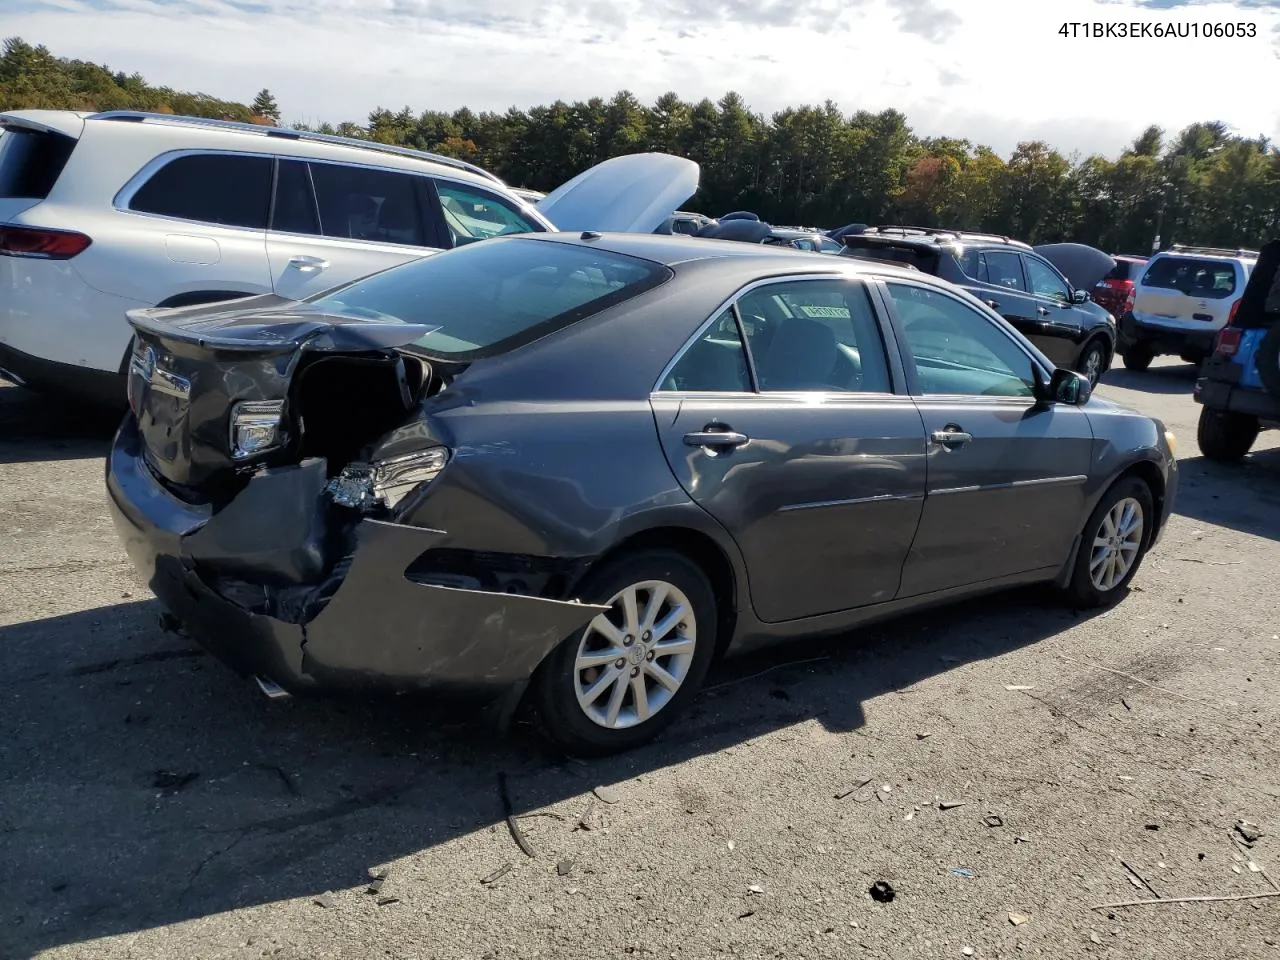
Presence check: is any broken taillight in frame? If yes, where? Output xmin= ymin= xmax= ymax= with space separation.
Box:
xmin=0 ymin=225 xmax=92 ymax=259
xmin=1213 ymin=326 xmax=1243 ymax=357
xmin=327 ymin=448 xmax=450 ymax=513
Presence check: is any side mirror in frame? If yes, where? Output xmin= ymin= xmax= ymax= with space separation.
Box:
xmin=1051 ymin=367 xmax=1092 ymax=405
xmin=1070 ymin=289 xmax=1089 ymax=304
xmin=1031 ymin=362 xmax=1091 ymax=406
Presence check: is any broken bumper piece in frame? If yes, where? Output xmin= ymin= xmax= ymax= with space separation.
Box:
xmin=105 ymin=418 xmax=607 ymax=702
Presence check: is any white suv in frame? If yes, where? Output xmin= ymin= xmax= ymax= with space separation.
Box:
xmin=1117 ymin=245 xmax=1258 ymax=371
xmin=0 ymin=110 xmax=696 ymax=404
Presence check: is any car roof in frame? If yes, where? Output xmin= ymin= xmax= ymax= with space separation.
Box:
xmin=521 ymin=231 xmax=927 ymax=280
xmin=855 ymin=225 xmax=1031 ymax=249
xmin=3 ymin=109 xmax=511 ymax=189
xmin=1156 ymin=246 xmax=1258 ymax=262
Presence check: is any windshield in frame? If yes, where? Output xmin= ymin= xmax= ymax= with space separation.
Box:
xmin=1142 ymin=256 xmax=1238 ymax=299
xmin=309 ymin=238 xmax=670 ymax=359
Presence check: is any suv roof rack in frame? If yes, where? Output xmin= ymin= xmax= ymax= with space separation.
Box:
xmin=89 ymin=110 xmax=508 ymax=187
xmin=869 ymin=224 xmax=1028 ymax=246
xmin=1166 ymin=244 xmax=1259 ymax=259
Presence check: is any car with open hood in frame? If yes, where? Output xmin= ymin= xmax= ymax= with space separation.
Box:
xmin=0 ymin=109 xmax=697 ymax=404
xmin=839 ymin=228 xmax=1120 ymax=386
xmin=1194 ymin=238 xmax=1280 ymax=461
xmin=107 ymin=232 xmax=1178 ymax=755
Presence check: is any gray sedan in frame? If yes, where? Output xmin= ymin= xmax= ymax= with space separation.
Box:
xmin=107 ymin=233 xmax=1179 ymax=755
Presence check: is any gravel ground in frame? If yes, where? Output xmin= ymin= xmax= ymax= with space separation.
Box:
xmin=1 ymin=360 xmax=1278 ymax=960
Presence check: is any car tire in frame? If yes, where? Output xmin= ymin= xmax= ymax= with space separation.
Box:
xmin=1064 ymin=475 xmax=1155 ymax=609
xmin=1121 ymin=343 xmax=1153 ymax=372
xmin=1076 ymin=339 xmax=1108 ymax=387
xmin=1257 ymin=325 xmax=1280 ymax=401
xmin=531 ymin=549 xmax=718 ymax=756
xmin=1196 ymin=407 xmax=1259 ymax=463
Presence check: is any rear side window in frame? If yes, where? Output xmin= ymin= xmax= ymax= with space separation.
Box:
xmin=309 ymin=237 xmax=669 ymax=360
xmin=271 ymin=159 xmax=320 ymax=235
xmin=843 ymin=241 xmax=937 ymax=272
xmin=129 ymin=153 xmax=272 ymax=229
xmin=0 ymin=129 xmax=76 ymax=199
xmin=1142 ymin=256 xmax=1237 ymax=298
xmin=981 ymin=250 xmax=1026 ymax=291
xmin=309 ymin=162 xmax=428 ymax=247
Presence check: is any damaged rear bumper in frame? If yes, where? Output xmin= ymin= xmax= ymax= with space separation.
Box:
xmin=105 ymin=417 xmax=606 ymax=705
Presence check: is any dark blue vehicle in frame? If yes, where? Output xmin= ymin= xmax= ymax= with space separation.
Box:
xmin=1195 ymin=239 xmax=1280 ymax=462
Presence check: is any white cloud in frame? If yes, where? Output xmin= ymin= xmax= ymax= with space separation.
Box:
xmin=3 ymin=0 xmax=1277 ymax=157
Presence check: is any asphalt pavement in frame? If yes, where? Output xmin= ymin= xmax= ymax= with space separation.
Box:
xmin=1 ymin=361 xmax=1278 ymax=960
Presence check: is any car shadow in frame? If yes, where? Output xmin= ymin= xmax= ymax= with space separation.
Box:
xmin=1174 ymin=449 xmax=1280 ymax=543
xmin=0 ymin=381 xmax=120 ymax=464
xmin=0 ymin=585 xmax=1103 ymax=955
xmin=1098 ymin=363 xmax=1198 ymax=395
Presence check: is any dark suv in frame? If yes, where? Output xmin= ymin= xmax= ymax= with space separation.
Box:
xmin=839 ymin=227 xmax=1119 ymax=385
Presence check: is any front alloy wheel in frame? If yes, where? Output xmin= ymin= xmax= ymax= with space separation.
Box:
xmin=1064 ymin=476 xmax=1154 ymax=608
xmin=532 ymin=549 xmax=717 ymax=755
xmin=1078 ymin=341 xmax=1106 ymax=387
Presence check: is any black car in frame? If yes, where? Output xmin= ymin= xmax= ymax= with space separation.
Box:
xmin=839 ymin=227 xmax=1119 ymax=385
xmin=107 ymin=233 xmax=1178 ymax=755
xmin=694 ymin=218 xmax=845 ymax=253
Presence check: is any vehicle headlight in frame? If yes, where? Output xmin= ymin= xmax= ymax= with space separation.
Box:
xmin=1164 ymin=429 xmax=1177 ymax=456
xmin=230 ymin=400 xmax=285 ymax=460
xmin=327 ymin=448 xmax=450 ymax=512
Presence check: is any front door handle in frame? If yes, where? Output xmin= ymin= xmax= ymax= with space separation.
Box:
xmin=1037 ymin=306 xmax=1051 ymax=317
xmin=931 ymin=427 xmax=973 ymax=448
xmin=288 ymin=255 xmax=330 ymax=273
xmin=684 ymin=427 xmax=750 ymax=451
xmin=984 ymin=298 xmax=1000 ymax=309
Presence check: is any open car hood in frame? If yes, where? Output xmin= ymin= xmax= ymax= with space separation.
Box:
xmin=1033 ymin=243 xmax=1117 ymax=291
xmin=537 ymin=153 xmax=699 ymax=234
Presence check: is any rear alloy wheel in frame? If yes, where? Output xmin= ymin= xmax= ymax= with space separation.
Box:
xmin=1196 ymin=407 xmax=1259 ymax=463
xmin=532 ymin=550 xmax=717 ymax=755
xmin=1064 ymin=476 xmax=1154 ymax=608
xmin=1122 ymin=343 xmax=1153 ymax=372
xmin=1077 ymin=339 xmax=1107 ymax=387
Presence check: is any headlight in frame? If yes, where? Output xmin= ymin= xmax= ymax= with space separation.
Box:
xmin=230 ymin=400 xmax=285 ymax=460
xmin=1164 ymin=429 xmax=1177 ymax=456
xmin=327 ymin=447 xmax=450 ymax=512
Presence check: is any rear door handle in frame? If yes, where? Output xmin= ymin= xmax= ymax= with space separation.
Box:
xmin=1037 ymin=306 xmax=1051 ymax=316
xmin=931 ymin=428 xmax=973 ymax=448
xmin=288 ymin=255 xmax=330 ymax=273
xmin=984 ymin=299 xmax=1000 ymax=309
xmin=684 ymin=428 xmax=750 ymax=450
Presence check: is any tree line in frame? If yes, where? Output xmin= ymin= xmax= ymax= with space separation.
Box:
xmin=4 ymin=36 xmax=1277 ymax=252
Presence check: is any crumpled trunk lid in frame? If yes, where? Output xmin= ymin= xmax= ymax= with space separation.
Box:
xmin=125 ymin=297 xmax=437 ymax=490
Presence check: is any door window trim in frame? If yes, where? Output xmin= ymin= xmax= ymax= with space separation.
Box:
xmin=651 ymin=272 xmax=906 ymax=398
xmin=878 ymin=276 xmax=1053 ymax=402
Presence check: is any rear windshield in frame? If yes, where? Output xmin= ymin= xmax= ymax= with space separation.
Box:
xmin=1142 ymin=256 xmax=1237 ymax=298
xmin=309 ymin=237 xmax=670 ymax=359
xmin=0 ymin=129 xmax=76 ymax=199
xmin=842 ymin=240 xmax=937 ymax=272
xmin=1106 ymin=260 xmax=1143 ymax=281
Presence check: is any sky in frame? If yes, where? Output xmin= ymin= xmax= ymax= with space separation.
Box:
xmin=3 ymin=0 xmax=1279 ymax=159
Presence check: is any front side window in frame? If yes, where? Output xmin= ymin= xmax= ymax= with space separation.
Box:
xmin=436 ymin=181 xmax=539 ymax=246
xmin=308 ymin=162 xmax=428 ymax=246
xmin=660 ymin=309 xmax=753 ymax=392
xmin=886 ymin=282 xmax=1036 ymax=398
xmin=129 ymin=153 xmax=273 ymax=229
xmin=310 ymin=237 xmax=668 ymax=360
xmin=1024 ymin=256 xmax=1071 ymax=303
xmin=734 ymin=279 xmax=891 ymax=393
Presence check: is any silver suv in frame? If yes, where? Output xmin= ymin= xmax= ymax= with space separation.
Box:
xmin=0 ymin=110 xmax=696 ymax=404
xmin=1117 ymin=245 xmax=1258 ymax=370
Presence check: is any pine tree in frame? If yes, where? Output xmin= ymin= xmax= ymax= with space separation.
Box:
xmin=251 ymin=88 xmax=279 ymax=124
